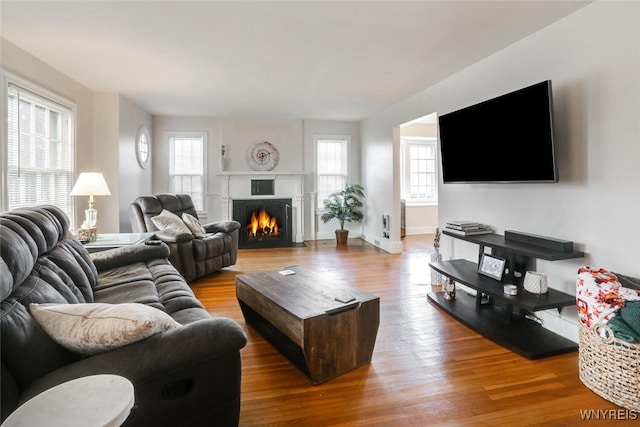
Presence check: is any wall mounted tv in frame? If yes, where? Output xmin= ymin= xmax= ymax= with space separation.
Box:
xmin=438 ymin=80 xmax=558 ymax=183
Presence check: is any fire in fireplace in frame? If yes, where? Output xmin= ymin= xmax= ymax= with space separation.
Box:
xmin=233 ymin=199 xmax=293 ymax=249
xmin=247 ymin=209 xmax=280 ymax=238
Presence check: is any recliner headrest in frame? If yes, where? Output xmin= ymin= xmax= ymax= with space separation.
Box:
xmin=0 ymin=205 xmax=69 ymax=298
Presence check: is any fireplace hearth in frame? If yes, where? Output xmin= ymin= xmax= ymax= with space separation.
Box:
xmin=233 ymin=199 xmax=293 ymax=249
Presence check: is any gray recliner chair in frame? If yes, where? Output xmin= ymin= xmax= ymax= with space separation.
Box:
xmin=129 ymin=194 xmax=240 ymax=282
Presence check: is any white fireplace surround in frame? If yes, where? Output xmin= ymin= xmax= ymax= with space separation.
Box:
xmin=215 ymin=172 xmax=307 ymax=244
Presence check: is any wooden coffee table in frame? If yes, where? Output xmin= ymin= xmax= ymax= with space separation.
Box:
xmin=236 ymin=266 xmax=379 ymax=385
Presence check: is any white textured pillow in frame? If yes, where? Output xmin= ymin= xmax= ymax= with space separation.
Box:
xmin=30 ymin=303 xmax=181 ymax=356
xmin=182 ymin=213 xmax=207 ymax=237
xmin=151 ymin=209 xmax=191 ymax=234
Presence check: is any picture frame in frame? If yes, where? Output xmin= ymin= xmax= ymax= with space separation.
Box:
xmin=478 ymin=253 xmax=506 ymax=281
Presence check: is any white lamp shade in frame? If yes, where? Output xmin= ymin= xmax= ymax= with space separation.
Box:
xmin=70 ymin=173 xmax=111 ymax=196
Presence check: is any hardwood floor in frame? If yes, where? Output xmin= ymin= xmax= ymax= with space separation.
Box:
xmin=191 ymin=236 xmax=621 ymax=426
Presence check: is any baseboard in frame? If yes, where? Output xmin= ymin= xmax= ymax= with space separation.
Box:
xmin=406 ymin=226 xmax=437 ymax=235
xmin=314 ymin=232 xmax=362 ymax=241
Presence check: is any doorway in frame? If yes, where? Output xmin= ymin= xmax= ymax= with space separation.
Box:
xmin=397 ymin=112 xmax=439 ymax=246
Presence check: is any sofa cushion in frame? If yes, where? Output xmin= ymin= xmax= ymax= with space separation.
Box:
xmin=151 ymin=209 xmax=191 ymax=234
xmin=1 ymin=205 xmax=93 ymax=299
xmin=182 ymin=213 xmax=207 ymax=237
xmin=155 ymin=193 xmax=198 ymax=217
xmin=93 ymin=257 xmax=209 ymax=324
xmin=193 ymin=234 xmax=225 ymax=261
xmin=30 ymin=302 xmax=181 ymax=356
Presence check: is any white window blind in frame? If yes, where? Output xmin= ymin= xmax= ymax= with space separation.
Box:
xmin=316 ymin=137 xmax=349 ymax=203
xmin=6 ymin=84 xmax=74 ymax=219
xmin=169 ymin=133 xmax=205 ymax=211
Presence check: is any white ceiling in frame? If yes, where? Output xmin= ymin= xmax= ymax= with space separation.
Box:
xmin=0 ymin=1 xmax=590 ymax=121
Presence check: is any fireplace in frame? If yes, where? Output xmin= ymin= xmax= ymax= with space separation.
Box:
xmin=233 ymin=199 xmax=293 ymax=249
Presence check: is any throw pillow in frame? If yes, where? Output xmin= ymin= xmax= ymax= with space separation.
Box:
xmin=30 ymin=302 xmax=181 ymax=356
xmin=182 ymin=213 xmax=207 ymax=237
xmin=151 ymin=209 xmax=191 ymax=234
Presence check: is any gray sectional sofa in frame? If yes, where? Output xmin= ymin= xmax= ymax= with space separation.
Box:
xmin=0 ymin=205 xmax=247 ymax=426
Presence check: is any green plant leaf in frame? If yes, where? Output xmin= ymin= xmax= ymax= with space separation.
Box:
xmin=321 ymin=184 xmax=365 ymax=230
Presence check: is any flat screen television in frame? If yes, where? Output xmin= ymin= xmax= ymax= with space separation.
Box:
xmin=438 ymin=80 xmax=558 ymax=183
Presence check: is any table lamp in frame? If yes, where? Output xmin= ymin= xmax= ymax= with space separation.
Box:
xmin=70 ymin=172 xmax=111 ymax=229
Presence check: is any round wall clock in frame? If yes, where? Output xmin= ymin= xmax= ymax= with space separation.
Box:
xmin=246 ymin=141 xmax=279 ymax=171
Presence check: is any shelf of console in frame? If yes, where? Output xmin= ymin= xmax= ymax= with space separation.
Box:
xmin=428 ymin=259 xmax=578 ymax=359
xmin=430 ymin=259 xmax=576 ymax=312
xmin=427 ymin=290 xmax=578 ymax=359
xmin=441 ymin=230 xmax=584 ymax=261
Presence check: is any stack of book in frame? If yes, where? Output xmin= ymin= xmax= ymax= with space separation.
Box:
xmin=445 ymin=221 xmax=493 ymax=236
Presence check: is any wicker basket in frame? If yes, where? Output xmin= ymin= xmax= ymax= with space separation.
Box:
xmin=579 ymin=322 xmax=640 ymax=411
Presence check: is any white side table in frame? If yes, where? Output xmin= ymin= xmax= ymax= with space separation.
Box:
xmin=2 ymin=374 xmax=134 ymax=427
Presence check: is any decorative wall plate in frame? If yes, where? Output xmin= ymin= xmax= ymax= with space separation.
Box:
xmin=246 ymin=141 xmax=279 ymax=171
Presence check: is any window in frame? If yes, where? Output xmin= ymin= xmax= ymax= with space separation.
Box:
xmin=168 ymin=132 xmax=206 ymax=211
xmin=136 ymin=126 xmax=150 ymax=169
xmin=401 ymin=137 xmax=438 ymax=203
xmin=6 ymin=84 xmax=75 ymax=219
xmin=316 ymin=136 xmax=349 ymax=203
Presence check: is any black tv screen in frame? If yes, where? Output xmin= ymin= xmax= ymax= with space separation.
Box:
xmin=439 ymin=80 xmax=558 ymax=183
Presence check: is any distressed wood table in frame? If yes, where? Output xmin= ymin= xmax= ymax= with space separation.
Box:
xmin=236 ymin=266 xmax=380 ymax=385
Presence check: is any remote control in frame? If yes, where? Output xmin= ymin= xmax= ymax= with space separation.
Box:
xmin=334 ymin=292 xmax=355 ymax=304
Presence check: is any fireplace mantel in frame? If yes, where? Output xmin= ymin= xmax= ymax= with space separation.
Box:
xmin=216 ymin=172 xmax=307 ymax=243
xmin=216 ymin=171 xmax=308 ymax=177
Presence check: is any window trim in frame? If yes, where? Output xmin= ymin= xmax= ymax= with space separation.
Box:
xmin=3 ymin=73 xmax=77 ymax=221
xmin=400 ymin=136 xmax=438 ymax=205
xmin=166 ymin=130 xmax=207 ymax=213
xmin=314 ymin=134 xmax=351 ymax=211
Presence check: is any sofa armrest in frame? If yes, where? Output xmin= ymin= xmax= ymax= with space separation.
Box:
xmin=153 ymin=229 xmax=194 ymax=243
xmin=90 ymin=243 xmax=170 ymax=271
xmin=203 ymin=220 xmax=241 ymax=234
xmin=18 ymin=317 xmax=248 ymax=403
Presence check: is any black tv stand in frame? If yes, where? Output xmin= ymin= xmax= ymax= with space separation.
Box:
xmin=428 ymin=230 xmax=584 ymax=359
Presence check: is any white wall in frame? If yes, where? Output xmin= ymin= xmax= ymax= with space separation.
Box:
xmin=1 ymin=38 xmax=94 ymax=227
xmin=90 ymin=94 xmax=152 ymax=233
xmin=360 ymin=124 xmax=398 ymax=249
xmin=1 ymin=40 xmax=153 ymax=233
xmin=361 ymin=1 xmax=640 ymax=341
xmin=92 ymin=93 xmax=120 ymax=232
xmin=152 ymin=116 xmax=360 ymax=240
xmin=405 ymin=207 xmax=437 ymax=235
xmin=117 ymin=95 xmax=152 ymax=231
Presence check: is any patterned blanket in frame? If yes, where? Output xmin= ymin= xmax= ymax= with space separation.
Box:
xmin=576 ymin=267 xmax=640 ymax=333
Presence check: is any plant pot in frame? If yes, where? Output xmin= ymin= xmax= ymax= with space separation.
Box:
xmin=335 ymin=229 xmax=349 ymax=245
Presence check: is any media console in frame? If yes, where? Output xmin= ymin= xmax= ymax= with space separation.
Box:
xmin=428 ymin=230 xmax=584 ymax=359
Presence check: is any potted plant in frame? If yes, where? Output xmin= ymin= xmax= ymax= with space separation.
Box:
xmin=320 ymin=184 xmax=365 ymax=245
